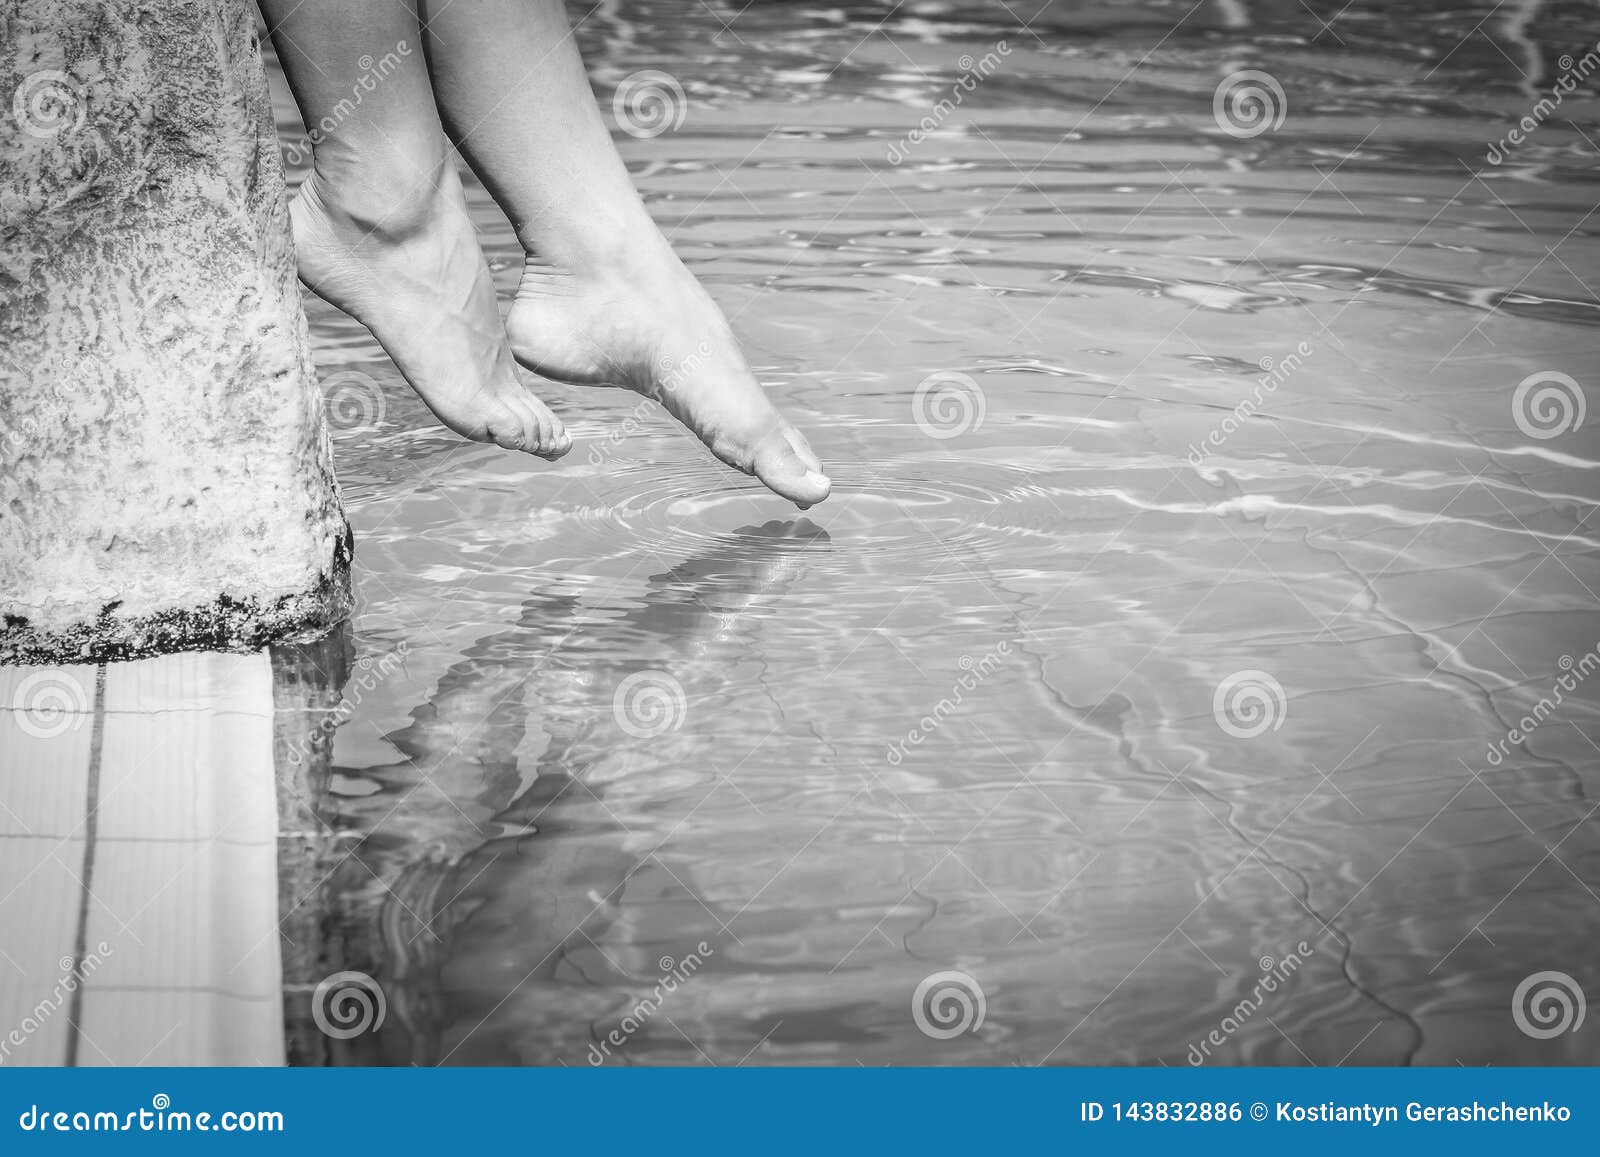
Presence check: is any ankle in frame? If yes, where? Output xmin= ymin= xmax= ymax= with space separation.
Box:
xmin=307 ymin=150 xmax=457 ymax=244
xmin=515 ymin=210 xmax=677 ymax=289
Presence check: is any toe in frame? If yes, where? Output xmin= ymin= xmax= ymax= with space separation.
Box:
xmin=485 ymin=394 xmax=533 ymax=453
xmin=530 ymin=398 xmax=572 ymax=460
xmin=753 ymin=431 xmax=831 ymax=508
xmin=783 ymin=426 xmax=825 ymax=475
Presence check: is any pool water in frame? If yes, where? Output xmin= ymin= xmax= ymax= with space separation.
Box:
xmin=267 ymin=0 xmax=1600 ymax=1065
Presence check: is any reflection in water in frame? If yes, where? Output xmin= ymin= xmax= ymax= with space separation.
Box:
xmin=276 ymin=520 xmax=828 ymax=1065
xmin=269 ymin=0 xmax=1600 ymax=1066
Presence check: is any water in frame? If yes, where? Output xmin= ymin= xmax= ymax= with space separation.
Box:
xmin=282 ymin=0 xmax=1600 ymax=1067
xmin=13 ymin=0 xmax=1597 ymax=1067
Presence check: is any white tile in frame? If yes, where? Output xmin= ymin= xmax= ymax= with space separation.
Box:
xmin=0 ymin=666 xmax=97 ymax=838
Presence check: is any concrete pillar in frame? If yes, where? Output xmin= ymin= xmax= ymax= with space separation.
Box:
xmin=0 ymin=0 xmax=351 ymax=663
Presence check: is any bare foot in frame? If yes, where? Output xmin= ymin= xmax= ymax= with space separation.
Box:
xmin=505 ymin=240 xmax=829 ymax=507
xmin=290 ymin=169 xmax=570 ymax=459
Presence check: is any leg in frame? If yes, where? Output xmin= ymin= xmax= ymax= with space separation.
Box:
xmin=259 ymin=0 xmax=569 ymax=458
xmin=416 ymin=0 xmax=830 ymax=507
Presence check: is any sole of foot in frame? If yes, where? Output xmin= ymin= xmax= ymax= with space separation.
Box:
xmin=505 ymin=254 xmax=829 ymax=507
xmin=290 ymin=170 xmax=571 ymax=460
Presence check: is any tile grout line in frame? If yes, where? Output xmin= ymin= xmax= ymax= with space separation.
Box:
xmin=65 ymin=663 xmax=108 ymax=1068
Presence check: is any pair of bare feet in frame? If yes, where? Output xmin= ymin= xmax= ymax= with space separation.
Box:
xmin=273 ymin=2 xmax=829 ymax=509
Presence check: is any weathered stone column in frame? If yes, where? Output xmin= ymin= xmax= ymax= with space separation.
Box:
xmin=0 ymin=0 xmax=350 ymax=663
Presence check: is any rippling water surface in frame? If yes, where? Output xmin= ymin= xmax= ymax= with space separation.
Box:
xmin=270 ymin=0 xmax=1600 ymax=1065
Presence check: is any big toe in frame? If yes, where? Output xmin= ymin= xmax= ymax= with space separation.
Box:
xmin=752 ymin=427 xmax=830 ymax=508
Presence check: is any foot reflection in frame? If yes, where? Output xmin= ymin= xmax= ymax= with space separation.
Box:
xmin=277 ymin=518 xmax=829 ymax=1064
